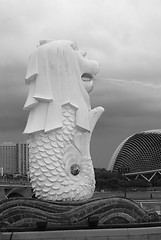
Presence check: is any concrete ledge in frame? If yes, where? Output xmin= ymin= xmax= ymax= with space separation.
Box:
xmin=1 ymin=227 xmax=161 ymax=240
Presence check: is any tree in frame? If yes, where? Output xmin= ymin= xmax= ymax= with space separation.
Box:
xmin=157 ymin=178 xmax=161 ymax=187
xmin=129 ymin=179 xmax=150 ymax=188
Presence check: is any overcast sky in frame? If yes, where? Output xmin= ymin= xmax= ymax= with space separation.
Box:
xmin=1 ymin=0 xmax=161 ymax=168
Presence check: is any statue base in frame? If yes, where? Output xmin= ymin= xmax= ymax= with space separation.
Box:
xmin=0 ymin=197 xmax=159 ymax=231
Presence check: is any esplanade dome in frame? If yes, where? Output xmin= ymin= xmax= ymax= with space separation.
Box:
xmin=108 ymin=130 xmax=161 ymax=173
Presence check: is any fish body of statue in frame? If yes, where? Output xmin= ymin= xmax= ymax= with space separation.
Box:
xmin=24 ymin=40 xmax=104 ymax=201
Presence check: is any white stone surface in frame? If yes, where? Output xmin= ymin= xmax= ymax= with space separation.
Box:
xmin=2 ymin=227 xmax=161 ymax=240
xmin=24 ymin=40 xmax=104 ymax=201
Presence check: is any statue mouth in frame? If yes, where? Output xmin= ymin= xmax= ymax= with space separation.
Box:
xmin=81 ymin=73 xmax=94 ymax=93
xmin=81 ymin=73 xmax=93 ymax=82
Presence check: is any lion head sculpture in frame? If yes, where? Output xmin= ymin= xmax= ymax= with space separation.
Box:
xmin=24 ymin=40 xmax=99 ymax=134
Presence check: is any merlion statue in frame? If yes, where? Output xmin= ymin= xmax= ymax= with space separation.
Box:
xmin=24 ymin=40 xmax=104 ymax=201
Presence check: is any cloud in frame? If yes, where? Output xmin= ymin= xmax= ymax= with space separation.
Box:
xmin=0 ymin=0 xmax=161 ymax=82
xmin=90 ymin=78 xmax=161 ymax=167
xmin=0 ymin=64 xmax=27 ymax=132
xmin=0 ymin=0 xmax=161 ymax=167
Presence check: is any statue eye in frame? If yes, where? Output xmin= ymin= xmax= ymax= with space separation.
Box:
xmin=70 ymin=164 xmax=80 ymax=176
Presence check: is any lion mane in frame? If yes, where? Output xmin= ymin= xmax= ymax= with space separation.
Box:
xmin=24 ymin=40 xmax=99 ymax=134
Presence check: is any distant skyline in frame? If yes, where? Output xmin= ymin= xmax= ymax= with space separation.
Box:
xmin=1 ymin=0 xmax=161 ymax=168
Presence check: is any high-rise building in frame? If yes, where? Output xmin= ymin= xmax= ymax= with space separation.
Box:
xmin=0 ymin=142 xmax=29 ymax=175
xmin=16 ymin=143 xmax=29 ymax=176
xmin=0 ymin=142 xmax=18 ymax=174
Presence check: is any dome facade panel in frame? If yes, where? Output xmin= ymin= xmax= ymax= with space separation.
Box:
xmin=108 ymin=130 xmax=161 ymax=173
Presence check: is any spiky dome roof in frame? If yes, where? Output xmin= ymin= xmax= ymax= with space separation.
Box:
xmin=108 ymin=130 xmax=161 ymax=173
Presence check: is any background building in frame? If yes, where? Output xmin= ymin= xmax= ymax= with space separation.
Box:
xmin=16 ymin=143 xmax=29 ymax=176
xmin=0 ymin=142 xmax=18 ymax=174
xmin=108 ymin=130 xmax=161 ymax=173
xmin=0 ymin=142 xmax=29 ymax=175
xmin=108 ymin=130 xmax=161 ymax=184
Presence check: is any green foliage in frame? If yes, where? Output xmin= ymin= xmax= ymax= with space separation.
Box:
xmin=129 ymin=179 xmax=151 ymax=188
xmin=94 ymin=168 xmax=151 ymax=191
xmin=118 ymin=179 xmax=130 ymax=188
xmin=107 ymin=178 xmax=119 ymax=189
xmin=95 ymin=168 xmax=121 ymax=190
xmin=157 ymin=178 xmax=161 ymax=187
xmin=94 ymin=168 xmax=120 ymax=180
